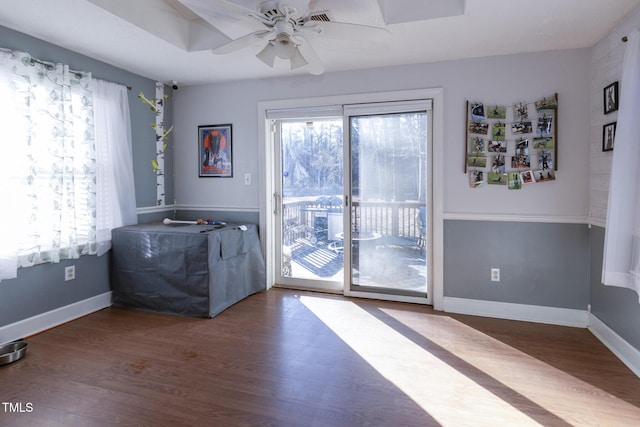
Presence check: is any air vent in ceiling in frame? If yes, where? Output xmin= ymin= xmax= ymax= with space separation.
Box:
xmin=308 ymin=11 xmax=331 ymax=22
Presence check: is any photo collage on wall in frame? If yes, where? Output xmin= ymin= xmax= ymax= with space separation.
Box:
xmin=465 ymin=94 xmax=557 ymax=190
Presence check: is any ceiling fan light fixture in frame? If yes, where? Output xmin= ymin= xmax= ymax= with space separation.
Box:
xmin=275 ymin=32 xmax=290 ymax=45
xmin=273 ymin=32 xmax=296 ymax=59
xmin=256 ymin=42 xmax=277 ymax=67
xmin=289 ymin=47 xmax=307 ymax=70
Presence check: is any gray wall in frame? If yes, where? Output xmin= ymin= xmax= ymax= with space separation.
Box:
xmin=0 ymin=25 xmax=170 ymax=328
xmin=444 ymin=220 xmax=589 ymax=309
xmin=0 ymin=255 xmax=110 ymax=326
xmin=590 ymin=226 xmax=640 ymax=350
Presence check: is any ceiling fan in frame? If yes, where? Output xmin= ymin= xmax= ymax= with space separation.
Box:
xmin=176 ymin=0 xmax=390 ymax=75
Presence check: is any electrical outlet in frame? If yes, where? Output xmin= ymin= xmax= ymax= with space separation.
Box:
xmin=65 ymin=265 xmax=75 ymax=281
xmin=491 ymin=268 xmax=500 ymax=282
xmin=244 ymin=173 xmax=251 ymax=185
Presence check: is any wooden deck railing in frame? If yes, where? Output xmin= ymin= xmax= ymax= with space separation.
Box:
xmin=282 ymin=199 xmax=424 ymax=239
xmin=353 ymin=201 xmax=423 ymax=238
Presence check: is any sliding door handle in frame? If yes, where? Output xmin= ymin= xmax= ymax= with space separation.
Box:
xmin=273 ymin=193 xmax=280 ymax=215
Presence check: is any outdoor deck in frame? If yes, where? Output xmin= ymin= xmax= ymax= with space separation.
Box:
xmin=282 ymin=199 xmax=427 ymax=293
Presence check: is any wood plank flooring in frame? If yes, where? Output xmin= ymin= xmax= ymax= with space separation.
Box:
xmin=1 ymin=288 xmax=640 ymax=426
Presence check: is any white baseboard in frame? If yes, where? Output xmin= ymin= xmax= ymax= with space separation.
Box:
xmin=0 ymin=292 xmax=112 ymax=345
xmin=588 ymin=312 xmax=640 ymax=378
xmin=443 ymin=297 xmax=589 ymax=327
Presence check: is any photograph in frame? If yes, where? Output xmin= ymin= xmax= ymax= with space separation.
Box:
xmin=467 ymin=156 xmax=487 ymax=168
xmin=535 ymin=96 xmax=557 ymax=112
xmin=514 ymin=102 xmax=529 ymax=120
xmin=604 ymin=82 xmax=619 ymax=114
xmin=521 ymin=170 xmax=535 ymax=184
xmin=534 ymin=169 xmax=556 ymax=182
xmin=512 ymin=121 xmax=533 ymax=134
xmin=198 ymin=124 xmax=233 ymax=177
xmin=538 ymin=151 xmax=553 ymax=170
xmin=487 ymin=105 xmax=507 ymax=119
xmin=470 ymin=137 xmax=486 ymax=154
xmin=491 ymin=154 xmax=505 ymax=173
xmin=603 ymin=121 xmax=616 ymax=151
xmin=533 ymin=137 xmax=554 ymax=150
xmin=469 ymin=122 xmax=489 ymax=135
xmin=536 ymin=115 xmax=553 ymax=135
xmin=515 ymin=139 xmax=529 ymax=156
xmin=508 ymin=172 xmax=522 ymax=190
xmin=511 ymin=155 xmax=531 ymax=169
xmin=470 ymin=170 xmax=484 ymax=188
xmin=492 ymin=122 xmax=506 ymax=141
xmin=487 ymin=172 xmax=507 ymax=185
xmin=471 ymin=102 xmax=486 ymax=120
xmin=488 ymin=140 xmax=507 ymax=153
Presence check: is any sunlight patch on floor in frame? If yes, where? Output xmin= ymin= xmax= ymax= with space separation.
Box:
xmin=377 ymin=306 xmax=640 ymax=426
xmin=300 ymin=295 xmax=542 ymax=426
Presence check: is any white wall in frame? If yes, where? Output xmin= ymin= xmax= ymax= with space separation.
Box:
xmin=589 ymin=7 xmax=640 ymax=227
xmin=173 ymin=48 xmax=590 ymax=220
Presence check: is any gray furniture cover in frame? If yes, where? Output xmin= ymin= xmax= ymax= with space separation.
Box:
xmin=111 ymin=222 xmax=266 ymax=317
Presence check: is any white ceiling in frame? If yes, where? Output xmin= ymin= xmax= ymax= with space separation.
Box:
xmin=0 ymin=0 xmax=638 ymax=86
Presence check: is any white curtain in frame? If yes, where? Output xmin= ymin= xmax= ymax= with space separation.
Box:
xmin=602 ymin=29 xmax=640 ymax=301
xmin=93 ymin=79 xmax=137 ymax=256
xmin=0 ymin=49 xmax=137 ymax=281
xmin=0 ymin=50 xmax=95 ymax=279
xmin=0 ymin=52 xmax=25 ymax=279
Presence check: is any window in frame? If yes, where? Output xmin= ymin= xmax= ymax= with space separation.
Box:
xmin=0 ymin=49 xmax=136 ymax=281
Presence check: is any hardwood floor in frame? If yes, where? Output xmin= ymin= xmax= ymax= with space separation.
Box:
xmin=2 ymin=289 xmax=640 ymax=426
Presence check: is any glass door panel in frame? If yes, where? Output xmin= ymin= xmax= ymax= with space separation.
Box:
xmin=349 ymin=111 xmax=428 ymax=297
xmin=276 ymin=118 xmax=344 ymax=292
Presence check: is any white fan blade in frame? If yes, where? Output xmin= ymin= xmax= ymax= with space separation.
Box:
xmin=289 ymin=47 xmax=308 ymax=70
xmin=302 ymin=20 xmax=390 ymax=43
xmin=296 ymin=38 xmax=324 ymax=75
xmin=177 ymin=0 xmax=254 ymax=19
xmin=213 ymin=30 xmax=273 ymax=55
xmin=176 ymin=0 xmax=265 ymax=37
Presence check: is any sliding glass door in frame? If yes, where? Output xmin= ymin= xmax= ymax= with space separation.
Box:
xmin=269 ymin=99 xmax=432 ymax=301
xmin=345 ymin=102 xmax=430 ymax=298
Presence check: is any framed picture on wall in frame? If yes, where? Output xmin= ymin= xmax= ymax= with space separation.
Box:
xmin=604 ymin=81 xmax=619 ymax=114
xmin=198 ymin=124 xmax=233 ymax=177
xmin=603 ymin=122 xmax=616 ymax=152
